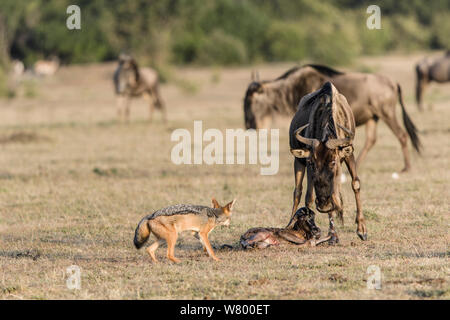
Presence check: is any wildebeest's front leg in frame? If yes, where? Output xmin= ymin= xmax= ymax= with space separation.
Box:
xmin=277 ymin=230 xmax=307 ymax=245
xmin=305 ymin=166 xmax=315 ymax=209
xmin=344 ymin=153 xmax=367 ymax=241
xmin=117 ymin=95 xmax=131 ymax=122
xmin=288 ymin=158 xmax=306 ymax=227
xmin=116 ymin=95 xmax=125 ymax=120
xmin=327 ymin=212 xmax=339 ymax=244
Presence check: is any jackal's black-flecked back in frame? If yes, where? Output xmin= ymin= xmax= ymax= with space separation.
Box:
xmin=146 ymin=204 xmax=219 ymax=221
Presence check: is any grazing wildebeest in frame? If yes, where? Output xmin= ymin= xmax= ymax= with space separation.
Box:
xmin=113 ymin=54 xmax=166 ymax=123
xmin=289 ymin=82 xmax=366 ymax=242
xmin=244 ymin=64 xmax=421 ymax=172
xmin=240 ymin=207 xmax=332 ymax=249
xmin=34 ymin=56 xmax=60 ymax=76
xmin=415 ymin=50 xmax=450 ymax=111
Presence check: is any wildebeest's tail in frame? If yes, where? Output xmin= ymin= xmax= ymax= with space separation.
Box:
xmin=134 ymin=216 xmax=151 ymax=249
xmin=397 ymin=84 xmax=421 ymax=153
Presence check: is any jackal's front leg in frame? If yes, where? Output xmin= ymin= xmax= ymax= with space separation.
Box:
xmin=146 ymin=239 xmax=164 ymax=263
xmin=192 ymin=231 xmax=209 ymax=255
xmin=198 ymin=232 xmax=219 ymax=261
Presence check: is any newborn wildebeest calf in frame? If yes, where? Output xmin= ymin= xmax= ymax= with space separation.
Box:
xmin=240 ymin=207 xmax=332 ymax=249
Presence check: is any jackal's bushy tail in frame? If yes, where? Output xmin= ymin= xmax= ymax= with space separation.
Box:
xmin=397 ymin=84 xmax=422 ymax=153
xmin=134 ymin=217 xmax=151 ymax=249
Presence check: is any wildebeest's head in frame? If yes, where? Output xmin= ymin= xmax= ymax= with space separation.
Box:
xmin=290 ymin=207 xmax=321 ymax=239
xmin=243 ymin=81 xmax=264 ymax=129
xmin=290 ymin=82 xmax=355 ymax=213
xmin=114 ymin=53 xmax=140 ymax=94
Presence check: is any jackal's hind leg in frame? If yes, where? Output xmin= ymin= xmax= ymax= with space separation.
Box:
xmin=166 ymin=231 xmax=180 ymax=263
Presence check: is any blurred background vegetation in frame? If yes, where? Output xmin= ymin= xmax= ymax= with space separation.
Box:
xmin=0 ymin=0 xmax=449 ymax=73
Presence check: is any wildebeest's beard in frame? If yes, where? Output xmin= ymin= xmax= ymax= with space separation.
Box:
xmin=114 ymin=58 xmax=140 ymax=94
xmin=114 ymin=66 xmax=128 ymax=94
xmin=309 ymin=145 xmax=338 ymax=213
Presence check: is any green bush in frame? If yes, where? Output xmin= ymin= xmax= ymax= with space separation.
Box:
xmin=305 ymin=17 xmax=361 ymax=66
xmin=265 ymin=22 xmax=307 ymax=62
xmin=388 ymin=15 xmax=431 ymax=51
xmin=171 ymin=32 xmax=205 ymax=64
xmin=197 ymin=30 xmax=247 ymax=65
xmin=358 ymin=16 xmax=393 ymax=55
xmin=431 ymin=13 xmax=450 ymax=49
xmin=1 ymin=0 xmax=450 ymax=68
xmin=0 ymin=67 xmax=9 ymax=97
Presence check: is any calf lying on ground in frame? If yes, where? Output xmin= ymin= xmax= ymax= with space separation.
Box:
xmin=240 ymin=207 xmax=332 ymax=249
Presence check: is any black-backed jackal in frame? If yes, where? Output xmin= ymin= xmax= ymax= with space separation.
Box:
xmin=134 ymin=198 xmax=236 ymax=263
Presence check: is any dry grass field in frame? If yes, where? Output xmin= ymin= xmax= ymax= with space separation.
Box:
xmin=0 ymin=53 xmax=448 ymax=300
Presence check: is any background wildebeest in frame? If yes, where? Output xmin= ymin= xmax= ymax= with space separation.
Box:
xmin=244 ymin=64 xmax=421 ymax=172
xmin=289 ymin=82 xmax=366 ymax=242
xmin=113 ymin=53 xmax=166 ymax=122
xmin=415 ymin=50 xmax=450 ymax=111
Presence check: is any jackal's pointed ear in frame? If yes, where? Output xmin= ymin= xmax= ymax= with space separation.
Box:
xmin=226 ymin=199 xmax=237 ymax=212
xmin=211 ymin=198 xmax=220 ymax=208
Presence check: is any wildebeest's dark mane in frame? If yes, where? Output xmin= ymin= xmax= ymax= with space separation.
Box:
xmin=274 ymin=64 xmax=343 ymax=82
xmin=305 ymin=83 xmax=338 ymax=141
xmin=275 ymin=66 xmax=301 ymax=80
xmin=304 ymin=64 xmax=344 ymax=77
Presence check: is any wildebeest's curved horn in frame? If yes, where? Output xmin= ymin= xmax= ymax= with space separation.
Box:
xmin=325 ymin=124 xmax=354 ymax=149
xmin=295 ymin=124 xmax=320 ymax=148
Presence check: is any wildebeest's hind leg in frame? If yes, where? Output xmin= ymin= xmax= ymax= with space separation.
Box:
xmin=344 ymin=153 xmax=367 ymax=241
xmin=242 ymin=231 xmax=272 ymax=248
xmin=153 ymin=86 xmax=168 ymax=124
xmin=144 ymin=92 xmax=155 ymax=123
xmin=288 ymin=159 xmax=306 ymax=227
xmin=356 ymin=118 xmax=377 ymax=171
xmin=381 ymin=111 xmax=411 ymax=172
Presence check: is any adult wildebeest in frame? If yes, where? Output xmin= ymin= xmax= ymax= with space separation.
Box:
xmin=415 ymin=50 xmax=450 ymax=111
xmin=289 ymin=82 xmax=366 ymax=242
xmin=244 ymin=64 xmax=421 ymax=172
xmin=113 ymin=54 xmax=166 ymax=123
